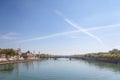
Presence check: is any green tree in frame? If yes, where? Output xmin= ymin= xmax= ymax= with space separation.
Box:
xmin=0 ymin=49 xmax=18 ymax=59
xmin=109 ymin=49 xmax=119 ymax=54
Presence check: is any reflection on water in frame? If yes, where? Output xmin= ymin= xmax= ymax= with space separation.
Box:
xmin=0 ymin=64 xmax=14 ymax=80
xmin=82 ymin=60 xmax=120 ymax=73
xmin=0 ymin=59 xmax=120 ymax=80
xmin=0 ymin=64 xmax=14 ymax=71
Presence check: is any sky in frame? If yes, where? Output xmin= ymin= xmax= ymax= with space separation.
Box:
xmin=0 ymin=0 xmax=120 ymax=55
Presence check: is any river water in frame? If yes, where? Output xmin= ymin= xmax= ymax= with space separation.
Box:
xmin=0 ymin=58 xmax=120 ymax=80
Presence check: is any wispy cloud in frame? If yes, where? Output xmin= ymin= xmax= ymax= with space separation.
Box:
xmin=0 ymin=32 xmax=18 ymax=40
xmin=64 ymin=18 xmax=105 ymax=46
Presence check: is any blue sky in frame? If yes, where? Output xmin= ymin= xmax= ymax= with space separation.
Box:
xmin=1 ymin=0 xmax=120 ymax=55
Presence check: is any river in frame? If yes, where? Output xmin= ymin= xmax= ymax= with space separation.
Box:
xmin=0 ymin=58 xmax=120 ymax=80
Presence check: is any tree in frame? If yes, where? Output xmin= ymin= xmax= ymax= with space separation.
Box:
xmin=0 ymin=49 xmax=18 ymax=59
xmin=27 ymin=51 xmax=30 ymax=53
xmin=109 ymin=49 xmax=119 ymax=54
xmin=0 ymin=49 xmax=2 ymax=57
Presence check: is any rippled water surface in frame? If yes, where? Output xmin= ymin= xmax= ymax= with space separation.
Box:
xmin=0 ymin=59 xmax=120 ymax=80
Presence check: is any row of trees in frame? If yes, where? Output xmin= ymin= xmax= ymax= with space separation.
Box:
xmin=85 ymin=49 xmax=120 ymax=59
xmin=0 ymin=48 xmax=18 ymax=59
xmin=73 ymin=49 xmax=120 ymax=60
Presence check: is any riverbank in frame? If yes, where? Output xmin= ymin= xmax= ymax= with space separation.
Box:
xmin=0 ymin=59 xmax=43 ymax=65
xmin=73 ymin=49 xmax=120 ymax=64
xmin=79 ymin=56 xmax=120 ymax=64
xmin=74 ymin=54 xmax=120 ymax=64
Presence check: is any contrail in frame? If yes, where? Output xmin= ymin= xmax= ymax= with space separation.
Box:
xmin=87 ymin=24 xmax=120 ymax=31
xmin=14 ymin=23 xmax=120 ymax=44
xmin=11 ymin=10 xmax=120 ymax=44
xmin=54 ymin=9 xmax=63 ymax=17
xmin=64 ymin=18 xmax=105 ymax=46
xmin=54 ymin=9 xmax=120 ymax=31
xmin=15 ymin=30 xmax=79 ymax=43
